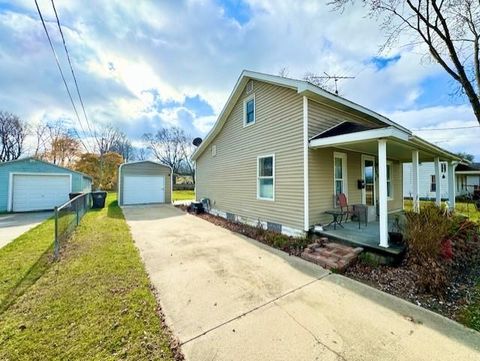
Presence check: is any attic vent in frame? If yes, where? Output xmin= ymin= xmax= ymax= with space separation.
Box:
xmin=246 ymin=80 xmax=254 ymax=94
xmin=211 ymin=145 xmax=217 ymax=157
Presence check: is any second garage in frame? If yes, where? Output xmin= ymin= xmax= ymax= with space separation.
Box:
xmin=118 ymin=161 xmax=172 ymax=206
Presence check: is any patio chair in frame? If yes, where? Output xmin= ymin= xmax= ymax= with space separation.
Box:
xmin=337 ymin=193 xmax=356 ymax=225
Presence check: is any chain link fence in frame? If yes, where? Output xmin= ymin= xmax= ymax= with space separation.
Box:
xmin=54 ymin=193 xmax=91 ymax=259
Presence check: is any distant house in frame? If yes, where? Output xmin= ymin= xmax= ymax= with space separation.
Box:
xmin=403 ymin=162 xmax=480 ymax=199
xmin=192 ymin=70 xmax=461 ymax=249
xmin=0 ymin=157 xmax=92 ymax=212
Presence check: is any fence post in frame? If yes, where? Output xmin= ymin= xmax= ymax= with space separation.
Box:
xmin=54 ymin=206 xmax=59 ymax=260
xmin=76 ymin=199 xmax=80 ymax=226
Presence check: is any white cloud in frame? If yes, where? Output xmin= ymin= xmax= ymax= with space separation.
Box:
xmin=0 ymin=0 xmax=478 ymax=160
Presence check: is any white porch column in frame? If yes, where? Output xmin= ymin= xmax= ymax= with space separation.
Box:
xmin=434 ymin=157 xmax=441 ymax=206
xmin=412 ymin=150 xmax=420 ymax=212
xmin=378 ymin=139 xmax=389 ymax=248
xmin=448 ymin=161 xmax=456 ymax=210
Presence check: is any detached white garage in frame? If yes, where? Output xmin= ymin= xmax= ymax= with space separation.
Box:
xmin=118 ymin=161 xmax=172 ymax=206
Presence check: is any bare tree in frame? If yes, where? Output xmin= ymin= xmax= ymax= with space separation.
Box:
xmin=97 ymin=124 xmax=122 ymax=156
xmin=110 ymin=132 xmax=135 ymax=162
xmin=331 ymin=0 xmax=480 ymax=124
xmin=278 ymin=67 xmax=290 ymax=77
xmin=143 ymin=127 xmax=193 ymax=178
xmin=33 ymin=120 xmax=80 ymax=166
xmin=0 ymin=111 xmax=27 ymax=162
xmin=136 ymin=147 xmax=148 ymax=161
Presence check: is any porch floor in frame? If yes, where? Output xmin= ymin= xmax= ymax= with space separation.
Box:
xmin=316 ymin=215 xmax=406 ymax=256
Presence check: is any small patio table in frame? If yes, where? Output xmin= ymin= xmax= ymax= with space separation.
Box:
xmin=324 ymin=209 xmax=345 ymax=230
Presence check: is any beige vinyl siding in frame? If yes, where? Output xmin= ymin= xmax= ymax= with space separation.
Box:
xmin=309 ymin=147 xmax=403 ymax=225
xmin=307 ymin=99 xmax=403 ymax=226
xmin=195 ymin=81 xmax=304 ymax=230
xmin=308 ymin=98 xmax=382 ymax=139
xmin=119 ymin=162 xmax=172 ymax=205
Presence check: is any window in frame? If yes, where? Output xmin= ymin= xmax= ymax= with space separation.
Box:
xmin=441 ymin=163 xmax=447 ymax=173
xmin=243 ymin=95 xmax=255 ymax=126
xmin=387 ymin=162 xmax=393 ymax=199
xmin=333 ymin=152 xmax=347 ymax=205
xmin=257 ymin=155 xmax=274 ymax=200
xmin=211 ymin=145 xmax=217 ymax=157
xmin=430 ymin=175 xmax=436 ymax=192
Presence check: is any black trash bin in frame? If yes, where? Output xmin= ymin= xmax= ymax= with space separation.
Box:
xmin=69 ymin=192 xmax=83 ymax=200
xmin=91 ymin=191 xmax=107 ymax=209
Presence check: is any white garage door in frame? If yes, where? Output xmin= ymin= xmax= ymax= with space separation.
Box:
xmin=12 ymin=174 xmax=71 ymax=212
xmin=123 ymin=175 xmax=165 ymax=205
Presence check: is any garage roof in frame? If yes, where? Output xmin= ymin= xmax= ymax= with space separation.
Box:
xmin=0 ymin=157 xmax=93 ymax=180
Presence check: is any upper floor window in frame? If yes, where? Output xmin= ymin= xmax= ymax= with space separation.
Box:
xmin=243 ymin=94 xmax=255 ymax=127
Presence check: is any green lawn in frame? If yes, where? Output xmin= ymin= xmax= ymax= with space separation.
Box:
xmin=0 ymin=194 xmax=175 ymax=360
xmin=459 ymin=281 xmax=480 ymax=332
xmin=403 ymin=199 xmax=480 ymax=222
xmin=173 ymin=190 xmax=195 ymax=201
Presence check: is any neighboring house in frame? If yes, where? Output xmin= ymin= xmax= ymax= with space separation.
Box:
xmin=403 ymin=162 xmax=480 ymax=199
xmin=118 ymin=161 xmax=172 ymax=206
xmin=0 ymin=157 xmax=92 ymax=212
xmin=455 ymin=162 xmax=480 ymax=196
xmin=192 ymin=70 xmax=461 ymax=249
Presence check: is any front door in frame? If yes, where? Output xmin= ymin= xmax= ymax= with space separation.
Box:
xmin=362 ymin=155 xmax=376 ymax=206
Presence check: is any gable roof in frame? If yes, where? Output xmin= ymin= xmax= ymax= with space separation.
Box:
xmin=191 ymin=70 xmax=411 ymax=160
xmin=0 ymin=157 xmax=93 ymax=180
xmin=310 ymin=121 xmax=375 ymax=141
xmin=119 ymin=160 xmax=172 ymax=170
xmin=192 ymin=70 xmax=462 ymax=162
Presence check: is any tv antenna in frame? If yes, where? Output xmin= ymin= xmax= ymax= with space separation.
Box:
xmin=311 ymin=72 xmax=355 ymax=95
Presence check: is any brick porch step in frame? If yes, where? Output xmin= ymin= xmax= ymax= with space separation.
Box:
xmin=301 ymin=241 xmax=363 ymax=272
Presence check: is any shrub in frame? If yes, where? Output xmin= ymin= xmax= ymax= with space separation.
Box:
xmin=403 ymin=203 xmax=480 ymax=294
xmin=404 ymin=204 xmax=452 ymax=261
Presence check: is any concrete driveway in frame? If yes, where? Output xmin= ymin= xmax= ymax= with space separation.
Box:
xmin=0 ymin=212 xmax=51 ymax=249
xmin=124 ymin=205 xmax=480 ymax=361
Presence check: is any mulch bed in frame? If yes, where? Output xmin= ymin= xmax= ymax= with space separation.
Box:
xmin=345 ymin=256 xmax=480 ymax=321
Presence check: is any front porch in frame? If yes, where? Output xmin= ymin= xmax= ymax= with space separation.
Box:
xmin=316 ymin=215 xmax=405 ymax=256
xmin=308 ymin=122 xmax=461 ymax=250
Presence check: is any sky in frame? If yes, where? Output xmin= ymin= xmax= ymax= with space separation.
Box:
xmin=0 ymin=0 xmax=479 ymax=159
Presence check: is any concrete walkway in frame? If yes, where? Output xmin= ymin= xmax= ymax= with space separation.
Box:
xmin=0 ymin=212 xmax=51 ymax=249
xmin=123 ymin=205 xmax=480 ymax=361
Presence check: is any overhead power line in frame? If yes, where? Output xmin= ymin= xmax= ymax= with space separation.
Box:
xmin=50 ymin=0 xmax=98 ymax=148
xmin=34 ymin=0 xmax=90 ymax=152
xmin=412 ymin=125 xmax=480 ymax=131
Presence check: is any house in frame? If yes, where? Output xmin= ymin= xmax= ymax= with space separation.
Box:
xmin=118 ymin=161 xmax=172 ymax=206
xmin=191 ymin=70 xmax=461 ymax=250
xmin=0 ymin=157 xmax=92 ymax=212
xmin=403 ymin=161 xmax=480 ymax=200
xmin=454 ymin=162 xmax=480 ymax=196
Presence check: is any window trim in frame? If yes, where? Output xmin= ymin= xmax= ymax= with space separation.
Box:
xmin=387 ymin=161 xmax=394 ymax=200
xmin=431 ymin=174 xmax=437 ymax=192
xmin=257 ymin=154 xmax=275 ymax=201
xmin=333 ymin=152 xmax=348 ymax=205
xmin=243 ymin=94 xmax=256 ymax=127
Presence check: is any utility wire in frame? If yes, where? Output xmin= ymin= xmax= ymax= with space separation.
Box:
xmin=34 ymin=0 xmax=90 ymax=152
xmin=50 ymin=0 xmax=98 ymax=150
xmin=412 ymin=125 xmax=480 ymax=131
